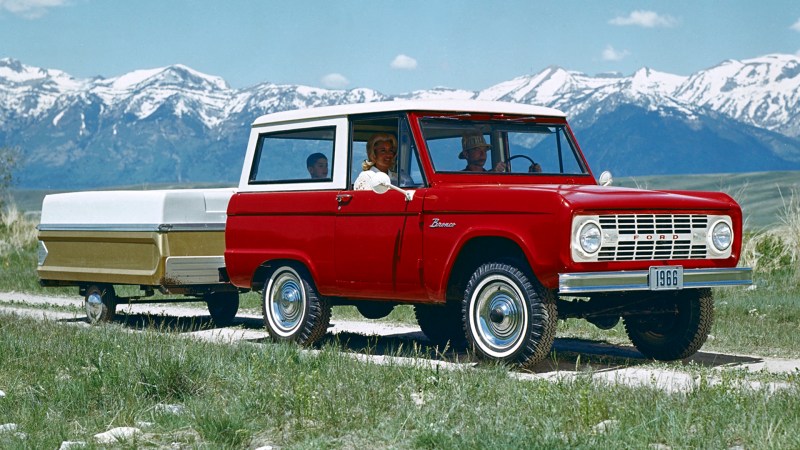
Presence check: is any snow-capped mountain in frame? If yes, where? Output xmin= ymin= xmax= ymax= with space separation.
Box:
xmin=1 ymin=54 xmax=799 ymax=189
xmin=674 ymin=54 xmax=800 ymax=137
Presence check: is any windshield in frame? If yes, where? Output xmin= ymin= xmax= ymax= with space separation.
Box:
xmin=420 ymin=118 xmax=587 ymax=175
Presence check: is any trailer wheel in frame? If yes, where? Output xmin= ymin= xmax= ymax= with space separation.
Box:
xmin=206 ymin=291 xmax=239 ymax=327
xmin=263 ymin=265 xmax=330 ymax=345
xmin=84 ymin=284 xmax=117 ymax=324
xmin=463 ymin=262 xmax=557 ymax=368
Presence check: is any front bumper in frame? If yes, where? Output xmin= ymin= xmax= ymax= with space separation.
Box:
xmin=558 ymin=267 xmax=753 ymax=294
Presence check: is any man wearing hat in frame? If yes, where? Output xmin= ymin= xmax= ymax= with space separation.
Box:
xmin=460 ymin=131 xmax=506 ymax=172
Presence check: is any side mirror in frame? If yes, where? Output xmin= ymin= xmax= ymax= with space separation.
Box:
xmin=370 ymin=172 xmax=414 ymax=201
xmin=598 ymin=170 xmax=613 ymax=187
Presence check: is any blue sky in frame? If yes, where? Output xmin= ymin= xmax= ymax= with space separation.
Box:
xmin=1 ymin=0 xmax=799 ymax=94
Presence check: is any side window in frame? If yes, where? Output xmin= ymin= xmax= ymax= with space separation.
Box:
xmin=350 ymin=117 xmax=400 ymax=188
xmin=350 ymin=116 xmax=425 ymax=189
xmin=249 ymin=127 xmax=335 ymax=184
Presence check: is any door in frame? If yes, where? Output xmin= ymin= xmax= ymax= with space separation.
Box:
xmin=333 ymin=114 xmax=427 ymax=299
xmin=334 ymin=189 xmax=425 ymax=299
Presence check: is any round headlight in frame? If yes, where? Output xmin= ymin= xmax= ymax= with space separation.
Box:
xmin=579 ymin=222 xmax=602 ymax=254
xmin=711 ymin=221 xmax=732 ymax=252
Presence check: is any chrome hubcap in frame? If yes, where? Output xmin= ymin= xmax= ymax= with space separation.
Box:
xmin=269 ymin=270 xmax=306 ymax=334
xmin=472 ymin=275 xmax=527 ymax=355
xmin=85 ymin=292 xmax=103 ymax=321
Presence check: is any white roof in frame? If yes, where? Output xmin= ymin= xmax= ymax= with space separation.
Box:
xmin=252 ymin=100 xmax=566 ymax=127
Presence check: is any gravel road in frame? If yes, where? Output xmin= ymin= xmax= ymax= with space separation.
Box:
xmin=1 ymin=291 xmax=798 ymax=393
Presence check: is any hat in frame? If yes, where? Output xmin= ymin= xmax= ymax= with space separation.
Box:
xmin=459 ymin=132 xmax=491 ymax=159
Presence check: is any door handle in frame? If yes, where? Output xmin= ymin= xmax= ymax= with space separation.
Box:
xmin=336 ymin=194 xmax=353 ymax=204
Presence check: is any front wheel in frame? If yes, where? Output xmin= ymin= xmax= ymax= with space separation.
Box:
xmin=463 ymin=262 xmax=557 ymax=368
xmin=84 ymin=284 xmax=117 ymax=324
xmin=623 ymin=288 xmax=714 ymax=361
xmin=206 ymin=291 xmax=239 ymax=327
xmin=263 ymin=265 xmax=331 ymax=345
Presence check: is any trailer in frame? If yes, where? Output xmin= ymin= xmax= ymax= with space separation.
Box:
xmin=37 ymin=187 xmax=241 ymax=325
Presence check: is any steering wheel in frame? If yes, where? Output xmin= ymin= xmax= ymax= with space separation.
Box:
xmin=508 ymin=154 xmax=539 ymax=172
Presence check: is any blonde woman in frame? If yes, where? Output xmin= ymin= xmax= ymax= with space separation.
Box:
xmin=354 ymin=133 xmax=398 ymax=190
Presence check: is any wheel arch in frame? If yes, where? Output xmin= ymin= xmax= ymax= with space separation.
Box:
xmin=442 ymin=235 xmax=534 ymax=302
xmin=251 ymin=257 xmax=317 ymax=292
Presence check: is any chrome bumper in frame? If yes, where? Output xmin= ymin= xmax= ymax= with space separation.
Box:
xmin=558 ymin=267 xmax=753 ymax=294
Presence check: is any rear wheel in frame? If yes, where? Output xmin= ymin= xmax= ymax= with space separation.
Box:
xmin=356 ymin=302 xmax=395 ymax=320
xmin=463 ymin=262 xmax=557 ymax=368
xmin=623 ymin=288 xmax=714 ymax=360
xmin=84 ymin=284 xmax=117 ymax=324
xmin=263 ymin=265 xmax=330 ymax=345
xmin=415 ymin=302 xmax=467 ymax=348
xmin=206 ymin=291 xmax=239 ymax=326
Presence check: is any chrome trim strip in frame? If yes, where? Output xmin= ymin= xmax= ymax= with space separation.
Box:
xmin=558 ymin=267 xmax=753 ymax=294
xmin=37 ymin=223 xmax=226 ymax=232
xmin=37 ymin=240 xmax=48 ymax=266
xmin=165 ymin=256 xmax=227 ymax=285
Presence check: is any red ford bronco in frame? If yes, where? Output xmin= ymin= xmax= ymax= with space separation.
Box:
xmin=224 ymin=100 xmax=752 ymax=368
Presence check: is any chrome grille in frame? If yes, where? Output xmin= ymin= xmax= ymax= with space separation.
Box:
xmin=597 ymin=214 xmax=708 ymax=261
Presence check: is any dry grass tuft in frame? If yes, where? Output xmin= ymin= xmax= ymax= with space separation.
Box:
xmin=741 ymin=189 xmax=800 ymax=284
xmin=0 ymin=204 xmax=38 ymax=257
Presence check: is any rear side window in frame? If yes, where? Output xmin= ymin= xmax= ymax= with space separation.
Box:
xmin=249 ymin=127 xmax=335 ymax=184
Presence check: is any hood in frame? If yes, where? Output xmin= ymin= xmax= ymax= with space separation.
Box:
xmin=553 ymin=184 xmax=739 ymax=212
xmin=424 ymin=183 xmax=740 ymax=215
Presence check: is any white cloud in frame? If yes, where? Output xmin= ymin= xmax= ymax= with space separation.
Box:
xmin=609 ymin=10 xmax=677 ymax=28
xmin=0 ymin=0 xmax=68 ymax=18
xmin=602 ymin=45 xmax=630 ymax=62
xmin=321 ymin=73 xmax=349 ymax=89
xmin=791 ymin=18 xmax=800 ymax=32
xmin=390 ymin=54 xmax=418 ymax=70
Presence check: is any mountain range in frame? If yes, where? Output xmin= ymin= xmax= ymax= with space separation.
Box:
xmin=1 ymin=54 xmax=799 ymax=189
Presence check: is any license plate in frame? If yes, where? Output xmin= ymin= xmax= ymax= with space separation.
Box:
xmin=649 ymin=266 xmax=683 ymax=290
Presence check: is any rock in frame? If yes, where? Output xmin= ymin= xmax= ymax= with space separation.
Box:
xmin=155 ymin=403 xmax=186 ymax=415
xmin=0 ymin=389 xmax=5 ymax=398
xmin=591 ymin=419 xmax=619 ymax=434
xmin=93 ymin=427 xmax=142 ymax=444
xmin=59 ymin=441 xmax=87 ymax=449
xmin=649 ymin=444 xmax=671 ymax=450
xmin=254 ymin=446 xmax=274 ymax=450
xmin=0 ymin=423 xmax=18 ymax=433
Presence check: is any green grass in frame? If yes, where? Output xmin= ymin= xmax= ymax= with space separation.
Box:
xmin=0 ymin=314 xmax=798 ymax=449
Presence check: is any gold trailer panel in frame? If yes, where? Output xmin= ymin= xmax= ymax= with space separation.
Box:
xmin=37 ymin=188 xmax=234 ymax=291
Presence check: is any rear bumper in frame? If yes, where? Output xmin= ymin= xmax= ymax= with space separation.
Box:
xmin=558 ymin=267 xmax=753 ymax=294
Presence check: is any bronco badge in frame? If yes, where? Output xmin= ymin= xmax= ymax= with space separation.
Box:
xmin=430 ymin=218 xmax=456 ymax=228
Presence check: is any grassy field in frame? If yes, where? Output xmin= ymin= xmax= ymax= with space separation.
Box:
xmin=0 ymin=314 xmax=798 ymax=449
xmin=2 ymin=175 xmax=800 ymax=448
